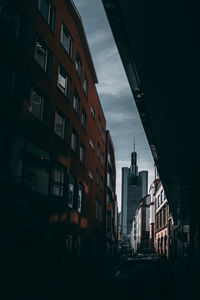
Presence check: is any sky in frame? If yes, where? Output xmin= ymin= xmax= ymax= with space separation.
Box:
xmin=73 ymin=0 xmax=155 ymax=211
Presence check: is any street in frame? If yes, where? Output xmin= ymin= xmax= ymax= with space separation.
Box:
xmin=10 ymin=254 xmax=199 ymax=300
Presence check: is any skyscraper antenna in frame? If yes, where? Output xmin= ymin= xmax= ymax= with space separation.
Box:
xmin=133 ymin=137 xmax=135 ymax=152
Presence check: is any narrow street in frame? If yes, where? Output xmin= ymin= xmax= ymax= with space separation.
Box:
xmin=8 ymin=254 xmax=199 ymax=300
xmin=1 ymin=1 xmax=200 ymax=299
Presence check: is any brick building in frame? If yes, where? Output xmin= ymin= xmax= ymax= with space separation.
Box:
xmin=0 ymin=0 xmax=113 ymax=292
xmin=104 ymin=130 xmax=118 ymax=256
xmin=154 ymin=179 xmax=170 ymax=256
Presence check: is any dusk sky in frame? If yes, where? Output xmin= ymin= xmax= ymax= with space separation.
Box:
xmin=73 ymin=0 xmax=155 ymax=211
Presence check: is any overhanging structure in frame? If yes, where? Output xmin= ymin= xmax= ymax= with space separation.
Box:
xmin=102 ymin=0 xmax=199 ymax=261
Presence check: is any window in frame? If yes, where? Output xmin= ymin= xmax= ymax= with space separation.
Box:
xmin=102 ymin=128 xmax=105 ymax=143
xmin=95 ymin=198 xmax=102 ymax=221
xmin=34 ymin=36 xmax=52 ymax=76
xmin=38 ymin=0 xmax=56 ymax=31
xmin=161 ymin=190 xmax=164 ymax=204
xmin=101 ymin=176 xmax=103 ymax=191
xmin=98 ymin=116 xmax=101 ymax=132
xmin=90 ymin=139 xmax=94 ymax=151
xmin=163 ymin=207 xmax=166 ymax=225
xmin=0 ymin=3 xmax=25 ymax=39
xmin=28 ymin=87 xmax=48 ymax=122
xmin=160 ymin=211 xmax=162 ymax=227
xmin=80 ymin=144 xmax=86 ymax=164
xmin=71 ymin=129 xmax=79 ymax=152
xmin=81 ymin=108 xmax=87 ymax=131
xmin=158 ymin=195 xmax=160 ymax=207
xmin=54 ymin=111 xmax=66 ymax=139
xmin=83 ymin=74 xmax=88 ymax=97
xmin=96 ymin=169 xmax=99 ymax=186
xmin=51 ymin=165 xmax=65 ymax=197
xmin=101 ymin=152 xmax=104 ymax=166
xmin=68 ymin=173 xmax=75 ymax=208
xmin=91 ymin=105 xmax=95 ymax=119
xmin=78 ymin=183 xmax=84 ymax=213
xmin=97 ymin=143 xmax=100 ymax=159
xmin=57 ymin=65 xmax=71 ymax=99
xmin=73 ymin=91 xmax=80 ymax=116
xmin=61 ymin=23 xmax=74 ymax=58
xmin=89 ymin=169 xmax=93 ymax=180
xmin=76 ymin=53 xmax=82 ymax=79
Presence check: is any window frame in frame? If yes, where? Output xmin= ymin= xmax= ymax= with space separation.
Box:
xmin=97 ymin=142 xmax=100 ymax=159
xmin=101 ymin=152 xmax=104 ymax=166
xmin=38 ymin=0 xmax=56 ymax=31
xmin=51 ymin=164 xmax=66 ymax=197
xmin=61 ymin=22 xmax=74 ymax=58
xmin=89 ymin=169 xmax=93 ymax=180
xmin=80 ymin=143 xmax=86 ymax=165
xmin=34 ymin=35 xmax=53 ymax=77
xmin=28 ymin=87 xmax=48 ymax=122
xmin=102 ymin=128 xmax=105 ymax=143
xmin=75 ymin=52 xmax=82 ymax=80
xmin=81 ymin=108 xmax=87 ymax=132
xmin=98 ymin=116 xmax=101 ymax=133
xmin=71 ymin=128 xmax=79 ymax=153
xmin=73 ymin=91 xmax=81 ymax=117
xmin=54 ymin=111 xmax=66 ymax=139
xmin=96 ymin=169 xmax=99 ymax=186
xmin=68 ymin=173 xmax=76 ymax=208
xmin=83 ymin=73 xmax=89 ymax=97
xmin=90 ymin=139 xmax=94 ymax=151
xmin=91 ymin=105 xmax=95 ymax=119
xmin=78 ymin=183 xmax=84 ymax=214
xmin=57 ymin=64 xmax=72 ymax=99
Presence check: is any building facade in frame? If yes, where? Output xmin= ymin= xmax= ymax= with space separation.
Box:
xmin=104 ymin=130 xmax=118 ymax=256
xmin=121 ymin=147 xmax=148 ymax=248
xmin=154 ymin=179 xmax=170 ymax=257
xmin=0 ymin=0 xmax=114 ymax=290
xmin=131 ymin=194 xmax=150 ymax=253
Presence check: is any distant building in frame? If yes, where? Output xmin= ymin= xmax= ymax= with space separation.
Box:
xmin=149 ymin=182 xmax=155 ymax=251
xmin=131 ymin=194 xmax=150 ymax=252
xmin=121 ymin=146 xmax=148 ymax=246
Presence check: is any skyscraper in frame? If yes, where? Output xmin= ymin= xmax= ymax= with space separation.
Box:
xmin=121 ymin=146 xmax=148 ymax=240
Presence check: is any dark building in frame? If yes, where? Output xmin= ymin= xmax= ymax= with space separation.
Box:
xmin=0 ymin=0 xmax=113 ymax=295
xmin=121 ymin=146 xmax=148 ymax=244
xmin=102 ymin=0 xmax=200 ymax=269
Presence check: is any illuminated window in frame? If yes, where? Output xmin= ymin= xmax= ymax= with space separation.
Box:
xmin=57 ymin=65 xmax=71 ymax=99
